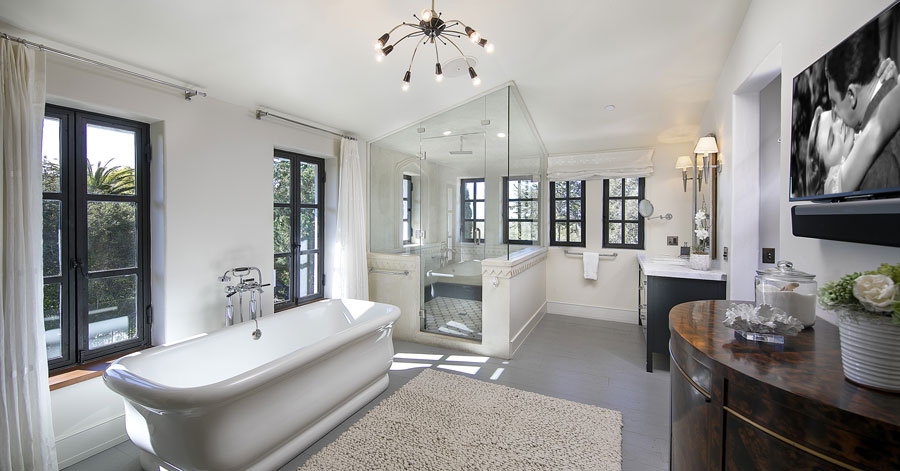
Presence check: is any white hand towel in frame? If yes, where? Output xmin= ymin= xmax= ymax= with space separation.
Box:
xmin=583 ymin=252 xmax=600 ymax=280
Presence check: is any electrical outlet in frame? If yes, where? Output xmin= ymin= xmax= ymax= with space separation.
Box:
xmin=723 ymin=246 xmax=728 ymax=260
xmin=762 ymin=248 xmax=776 ymax=264
xmin=667 ymin=236 xmax=678 ymax=246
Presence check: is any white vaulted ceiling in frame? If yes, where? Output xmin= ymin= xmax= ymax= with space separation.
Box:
xmin=0 ymin=0 xmax=749 ymax=153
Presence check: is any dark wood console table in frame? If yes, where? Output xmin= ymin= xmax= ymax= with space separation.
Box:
xmin=669 ymin=300 xmax=900 ymax=470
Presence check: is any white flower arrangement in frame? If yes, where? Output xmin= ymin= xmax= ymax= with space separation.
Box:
xmin=819 ymin=263 xmax=900 ymax=324
xmin=693 ymin=209 xmax=710 ymax=254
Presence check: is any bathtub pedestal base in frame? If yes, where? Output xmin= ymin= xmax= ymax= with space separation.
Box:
xmin=138 ymin=374 xmax=390 ymax=471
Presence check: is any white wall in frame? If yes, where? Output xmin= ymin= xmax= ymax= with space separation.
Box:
xmin=545 ymin=142 xmax=695 ymax=320
xmin=7 ymin=25 xmax=349 ymax=466
xmin=758 ymin=75 xmax=781 ymax=268
xmin=698 ymin=0 xmax=900 ymax=317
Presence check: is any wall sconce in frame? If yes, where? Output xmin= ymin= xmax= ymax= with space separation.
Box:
xmin=675 ymin=155 xmax=703 ymax=192
xmin=693 ymin=135 xmax=721 ymax=184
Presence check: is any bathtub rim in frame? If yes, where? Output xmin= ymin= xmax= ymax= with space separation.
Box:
xmin=103 ymin=298 xmax=399 ymax=411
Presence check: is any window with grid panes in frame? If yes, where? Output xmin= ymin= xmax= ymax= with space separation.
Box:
xmin=603 ymin=177 xmax=645 ymax=249
xmin=550 ymin=180 xmax=585 ymax=247
xmin=460 ymin=178 xmax=485 ymax=243
xmin=503 ymin=176 xmax=539 ymax=244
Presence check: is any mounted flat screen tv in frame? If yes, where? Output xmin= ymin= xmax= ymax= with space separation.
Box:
xmin=791 ymin=1 xmax=900 ymax=201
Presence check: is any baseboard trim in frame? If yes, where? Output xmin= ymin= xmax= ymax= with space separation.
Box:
xmin=546 ymin=301 xmax=637 ymax=324
xmin=57 ymin=415 xmax=127 ymax=469
xmin=510 ymin=302 xmax=547 ymax=356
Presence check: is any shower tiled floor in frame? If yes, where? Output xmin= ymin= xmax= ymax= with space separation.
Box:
xmin=423 ymin=296 xmax=482 ymax=340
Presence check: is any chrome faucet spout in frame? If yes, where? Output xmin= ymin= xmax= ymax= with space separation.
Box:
xmin=219 ymin=266 xmax=267 ymax=329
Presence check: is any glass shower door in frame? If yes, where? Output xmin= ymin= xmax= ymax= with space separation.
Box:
xmin=419 ymin=124 xmax=486 ymax=340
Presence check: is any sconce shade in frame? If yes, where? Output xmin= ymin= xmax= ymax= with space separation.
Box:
xmin=675 ymin=155 xmax=693 ymax=169
xmin=694 ymin=136 xmax=719 ymax=154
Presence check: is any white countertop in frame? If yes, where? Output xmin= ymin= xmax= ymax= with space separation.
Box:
xmin=637 ymin=254 xmax=727 ymax=281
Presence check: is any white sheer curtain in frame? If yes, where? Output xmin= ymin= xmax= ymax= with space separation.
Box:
xmin=0 ymin=38 xmax=59 ymax=471
xmin=336 ymin=137 xmax=369 ymax=300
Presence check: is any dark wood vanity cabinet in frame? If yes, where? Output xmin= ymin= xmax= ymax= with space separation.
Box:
xmin=638 ymin=264 xmax=726 ymax=372
xmin=669 ymin=300 xmax=900 ymax=471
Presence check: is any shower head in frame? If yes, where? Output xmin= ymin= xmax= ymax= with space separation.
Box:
xmin=449 ymin=135 xmax=472 ymax=155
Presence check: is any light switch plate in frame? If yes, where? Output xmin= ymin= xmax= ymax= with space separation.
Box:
xmin=762 ymin=247 xmax=776 ymax=264
xmin=667 ymin=236 xmax=678 ymax=246
xmin=723 ymin=246 xmax=729 ymax=260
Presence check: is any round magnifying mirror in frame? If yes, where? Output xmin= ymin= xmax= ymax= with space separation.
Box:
xmin=638 ymin=199 xmax=655 ymax=218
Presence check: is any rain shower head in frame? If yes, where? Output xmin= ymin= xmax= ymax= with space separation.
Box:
xmin=449 ymin=135 xmax=472 ymax=155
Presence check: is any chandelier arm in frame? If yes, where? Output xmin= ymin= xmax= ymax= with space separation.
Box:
xmin=433 ymin=40 xmax=440 ymax=63
xmin=391 ymin=31 xmax=426 ymax=48
xmin=407 ymin=37 xmax=425 ymax=71
xmin=387 ymin=22 xmax=419 ymax=35
xmin=442 ymin=20 xmax=469 ymax=29
xmin=443 ymin=36 xmax=472 ymax=68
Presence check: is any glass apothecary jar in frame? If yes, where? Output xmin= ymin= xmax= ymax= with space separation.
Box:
xmin=755 ymin=260 xmax=818 ymax=327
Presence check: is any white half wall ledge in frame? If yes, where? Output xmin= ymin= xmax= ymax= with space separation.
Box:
xmin=546 ymin=301 xmax=638 ymax=325
xmin=481 ymin=247 xmax=548 ymax=278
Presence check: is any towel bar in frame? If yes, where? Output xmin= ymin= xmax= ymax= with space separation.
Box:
xmin=368 ymin=267 xmax=410 ymax=276
xmin=564 ymin=250 xmax=617 ymax=258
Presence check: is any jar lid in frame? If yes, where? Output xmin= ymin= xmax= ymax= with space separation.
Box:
xmin=756 ymin=260 xmax=815 ymax=281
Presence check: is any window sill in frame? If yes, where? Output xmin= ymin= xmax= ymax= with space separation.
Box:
xmin=48 ymin=345 xmax=150 ymax=391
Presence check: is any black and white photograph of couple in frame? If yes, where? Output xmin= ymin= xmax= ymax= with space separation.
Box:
xmin=791 ymin=3 xmax=900 ymax=199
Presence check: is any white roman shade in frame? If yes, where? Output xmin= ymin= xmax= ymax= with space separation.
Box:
xmin=547 ymin=148 xmax=654 ymax=181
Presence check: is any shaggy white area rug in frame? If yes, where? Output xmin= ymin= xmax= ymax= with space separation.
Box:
xmin=298 ymin=368 xmax=623 ymax=470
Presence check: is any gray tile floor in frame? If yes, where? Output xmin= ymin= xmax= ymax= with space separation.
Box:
xmin=64 ymin=314 xmax=670 ymax=471
xmin=423 ymin=296 xmax=483 ymax=340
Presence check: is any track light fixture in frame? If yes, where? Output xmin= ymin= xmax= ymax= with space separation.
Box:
xmin=373 ymin=0 xmax=493 ymax=90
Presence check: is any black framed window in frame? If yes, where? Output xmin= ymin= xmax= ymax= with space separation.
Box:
xmin=550 ymin=180 xmax=585 ymax=247
xmin=503 ymin=176 xmax=539 ymax=244
xmin=460 ymin=178 xmax=485 ymax=243
xmin=402 ymin=175 xmax=412 ymax=245
xmin=273 ymin=150 xmax=325 ymax=309
xmin=603 ymin=177 xmax=645 ymax=249
xmin=42 ymin=104 xmax=151 ymax=371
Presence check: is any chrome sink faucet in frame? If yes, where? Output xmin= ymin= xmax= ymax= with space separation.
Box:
xmin=218 ymin=267 xmax=269 ymax=339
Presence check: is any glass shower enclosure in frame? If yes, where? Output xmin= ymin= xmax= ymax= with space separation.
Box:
xmin=369 ymin=85 xmax=545 ymax=341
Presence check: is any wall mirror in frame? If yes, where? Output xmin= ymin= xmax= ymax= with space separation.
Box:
xmin=692 ymin=134 xmax=719 ymax=259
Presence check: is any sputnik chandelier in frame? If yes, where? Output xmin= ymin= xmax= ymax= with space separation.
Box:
xmin=374 ymin=0 xmax=494 ymax=91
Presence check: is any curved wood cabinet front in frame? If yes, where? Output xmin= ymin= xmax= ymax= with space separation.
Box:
xmin=669 ymin=300 xmax=900 ymax=471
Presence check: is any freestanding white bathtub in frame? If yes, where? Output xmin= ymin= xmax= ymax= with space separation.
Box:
xmin=103 ymin=298 xmax=400 ymax=471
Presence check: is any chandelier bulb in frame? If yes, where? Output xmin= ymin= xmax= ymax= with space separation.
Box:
xmin=421 ymin=9 xmax=434 ymax=22
xmin=402 ymin=70 xmax=411 ymax=91
xmin=485 ymin=42 xmax=495 ymax=54
xmin=375 ymin=53 xmax=384 ymax=62
xmin=464 ymin=26 xmax=481 ymax=43
xmin=468 ymin=66 xmax=480 ymax=86
xmin=374 ymin=33 xmax=390 ymax=50
xmin=434 ymin=63 xmax=443 ymax=82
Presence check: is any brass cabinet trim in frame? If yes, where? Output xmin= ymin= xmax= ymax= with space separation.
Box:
xmin=723 ymin=406 xmax=863 ymax=471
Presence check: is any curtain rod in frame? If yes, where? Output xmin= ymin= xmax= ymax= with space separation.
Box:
xmin=0 ymin=31 xmax=207 ymax=101
xmin=255 ymin=110 xmax=356 ymax=141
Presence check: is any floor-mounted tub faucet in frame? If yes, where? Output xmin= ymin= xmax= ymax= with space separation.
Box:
xmin=219 ymin=267 xmax=269 ymax=339
xmin=474 ymin=227 xmax=482 ymax=245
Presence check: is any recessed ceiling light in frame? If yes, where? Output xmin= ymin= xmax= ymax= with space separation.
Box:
xmin=604 ymin=104 xmax=616 ymax=111
xmin=497 ymin=132 xmax=507 ymax=138
xmin=443 ymin=130 xmax=452 ymax=136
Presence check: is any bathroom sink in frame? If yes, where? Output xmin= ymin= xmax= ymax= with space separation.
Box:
xmin=646 ymin=256 xmax=688 ymax=266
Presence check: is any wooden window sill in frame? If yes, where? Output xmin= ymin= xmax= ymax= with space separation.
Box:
xmin=48 ymin=345 xmax=150 ymax=391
